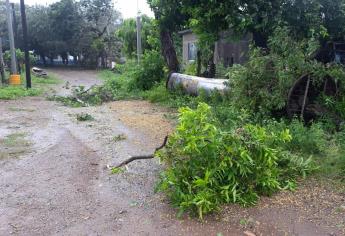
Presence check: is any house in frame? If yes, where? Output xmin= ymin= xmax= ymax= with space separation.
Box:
xmin=179 ymin=29 xmax=251 ymax=67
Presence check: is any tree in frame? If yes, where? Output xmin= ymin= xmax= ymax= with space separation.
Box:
xmin=77 ymin=0 xmax=122 ymax=67
xmin=116 ymin=15 xmax=155 ymax=59
xmin=147 ymin=0 xmax=188 ymax=72
xmin=182 ymin=0 xmax=345 ymax=48
xmin=48 ymin=0 xmax=82 ymax=64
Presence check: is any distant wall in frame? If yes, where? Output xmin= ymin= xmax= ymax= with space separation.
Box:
xmin=180 ymin=30 xmax=251 ymax=67
xmin=182 ymin=32 xmax=198 ymax=63
xmin=214 ymin=33 xmax=251 ymax=66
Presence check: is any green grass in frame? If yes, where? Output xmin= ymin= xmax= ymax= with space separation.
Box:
xmin=0 ymin=86 xmax=42 ymax=100
xmin=31 ymin=74 xmax=60 ymax=85
xmin=76 ymin=113 xmax=94 ymax=121
xmin=112 ymin=134 xmax=127 ymax=142
xmin=8 ymin=107 xmax=36 ymax=112
xmin=0 ymin=72 xmax=59 ymax=100
xmin=98 ymin=69 xmax=116 ymax=81
xmin=3 ymin=133 xmax=28 ymax=147
xmin=0 ymin=132 xmax=30 ymax=159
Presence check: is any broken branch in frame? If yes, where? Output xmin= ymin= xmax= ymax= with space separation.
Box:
xmin=115 ymin=136 xmax=168 ymax=168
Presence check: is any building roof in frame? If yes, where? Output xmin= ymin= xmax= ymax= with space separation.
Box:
xmin=178 ymin=29 xmax=193 ymax=35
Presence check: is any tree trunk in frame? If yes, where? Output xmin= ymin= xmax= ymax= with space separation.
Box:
xmin=196 ymin=50 xmax=201 ymax=76
xmin=160 ymin=29 xmax=179 ymax=72
xmin=207 ymin=45 xmax=216 ymax=78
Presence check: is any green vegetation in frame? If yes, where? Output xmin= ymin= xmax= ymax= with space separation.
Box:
xmin=111 ymin=167 xmax=124 ymax=174
xmin=0 ymin=0 xmax=121 ymax=68
xmin=2 ymin=133 xmax=28 ymax=147
xmin=112 ymin=134 xmax=127 ymax=142
xmin=91 ymin=47 xmax=344 ymax=219
xmin=227 ymin=27 xmax=345 ymax=116
xmin=155 ymin=103 xmax=317 ymax=219
xmin=0 ymin=132 xmax=31 ymax=159
xmin=31 ymin=75 xmax=60 ymax=85
xmin=0 ymin=86 xmax=41 ymax=100
xmin=2 ymin=0 xmax=342 ymax=221
xmin=0 ymin=74 xmax=59 ymax=100
xmin=76 ymin=113 xmax=94 ymax=121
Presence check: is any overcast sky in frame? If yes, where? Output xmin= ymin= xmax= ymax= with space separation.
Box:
xmin=11 ymin=0 xmax=154 ymax=19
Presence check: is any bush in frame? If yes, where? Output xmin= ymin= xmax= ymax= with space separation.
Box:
xmin=156 ymin=103 xmax=314 ymax=219
xmin=183 ymin=62 xmax=197 ymax=76
xmin=227 ymin=27 xmax=345 ymax=116
xmin=265 ymin=119 xmax=328 ymax=155
xmin=133 ymin=50 xmax=165 ymax=90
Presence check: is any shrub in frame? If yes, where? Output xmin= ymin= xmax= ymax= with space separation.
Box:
xmin=133 ymin=50 xmax=165 ymax=90
xmin=76 ymin=113 xmax=94 ymax=121
xmin=156 ymin=103 xmax=314 ymax=219
xmin=227 ymin=27 xmax=345 ymax=116
xmin=183 ymin=62 xmax=197 ymax=76
xmin=265 ymin=119 xmax=328 ymax=155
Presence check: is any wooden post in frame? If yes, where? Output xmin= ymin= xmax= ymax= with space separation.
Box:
xmin=20 ymin=0 xmax=31 ymax=88
xmin=0 ymin=37 xmax=5 ymax=85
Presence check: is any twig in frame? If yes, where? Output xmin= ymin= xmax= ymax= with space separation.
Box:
xmin=78 ymin=86 xmax=95 ymax=95
xmin=115 ymin=136 xmax=168 ymax=168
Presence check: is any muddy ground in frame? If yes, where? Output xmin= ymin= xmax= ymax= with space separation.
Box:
xmin=0 ymin=68 xmax=344 ymax=236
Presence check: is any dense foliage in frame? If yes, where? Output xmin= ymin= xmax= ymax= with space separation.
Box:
xmin=116 ymin=15 xmax=156 ymax=59
xmin=227 ymin=27 xmax=345 ymax=116
xmin=156 ymin=103 xmax=315 ymax=219
xmin=0 ymin=0 xmax=122 ymax=67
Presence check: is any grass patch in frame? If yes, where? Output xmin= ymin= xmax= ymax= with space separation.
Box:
xmin=48 ymin=95 xmax=85 ymax=107
xmin=0 ymin=73 xmax=58 ymax=100
xmin=8 ymin=107 xmax=36 ymax=112
xmin=98 ymin=69 xmax=116 ymax=81
xmin=31 ymin=74 xmax=60 ymax=85
xmin=0 ymin=86 xmax=42 ymax=100
xmin=76 ymin=113 xmax=94 ymax=121
xmin=111 ymin=167 xmax=124 ymax=174
xmin=112 ymin=134 xmax=127 ymax=142
xmin=3 ymin=132 xmax=28 ymax=147
xmin=0 ymin=132 xmax=31 ymax=159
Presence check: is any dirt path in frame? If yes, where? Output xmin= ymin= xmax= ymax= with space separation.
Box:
xmin=0 ymin=69 xmax=344 ymax=236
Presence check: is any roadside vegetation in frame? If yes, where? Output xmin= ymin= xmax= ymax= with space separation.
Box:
xmin=0 ymin=73 xmax=59 ymax=100
xmin=65 ymin=11 xmax=344 ymax=219
xmin=1 ymin=0 xmax=344 ymax=222
xmin=60 ymin=34 xmax=345 ymax=218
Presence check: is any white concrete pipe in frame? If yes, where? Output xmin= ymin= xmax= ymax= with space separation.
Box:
xmin=167 ymin=73 xmax=228 ymax=96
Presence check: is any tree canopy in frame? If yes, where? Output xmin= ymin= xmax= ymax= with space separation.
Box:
xmin=0 ymin=0 xmax=122 ymax=67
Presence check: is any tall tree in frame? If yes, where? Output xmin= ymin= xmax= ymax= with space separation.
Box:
xmin=147 ymin=0 xmax=188 ymax=72
xmin=116 ymin=15 xmax=155 ymax=58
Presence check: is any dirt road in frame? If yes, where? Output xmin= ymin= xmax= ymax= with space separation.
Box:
xmin=0 ymin=69 xmax=344 ymax=236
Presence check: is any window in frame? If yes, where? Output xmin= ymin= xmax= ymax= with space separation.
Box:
xmin=188 ymin=42 xmax=197 ymax=61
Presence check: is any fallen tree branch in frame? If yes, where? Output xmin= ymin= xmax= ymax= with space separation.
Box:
xmin=115 ymin=136 xmax=168 ymax=168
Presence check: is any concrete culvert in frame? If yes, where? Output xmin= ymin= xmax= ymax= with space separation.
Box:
xmin=167 ymin=73 xmax=228 ymax=96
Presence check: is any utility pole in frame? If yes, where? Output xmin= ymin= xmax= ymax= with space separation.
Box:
xmin=6 ymin=0 xmax=17 ymax=75
xmin=136 ymin=0 xmax=142 ymax=64
xmin=0 ymin=37 xmax=5 ymax=85
xmin=11 ymin=3 xmax=17 ymax=46
xmin=20 ymin=0 xmax=31 ymax=88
